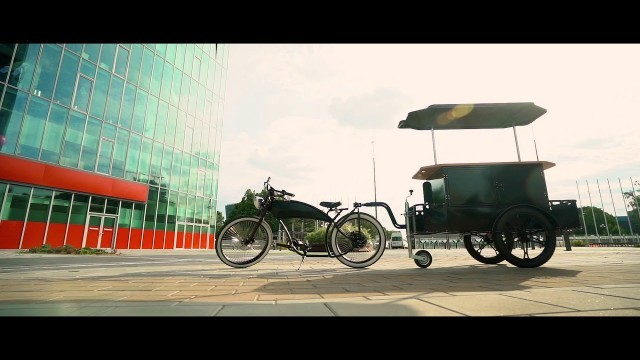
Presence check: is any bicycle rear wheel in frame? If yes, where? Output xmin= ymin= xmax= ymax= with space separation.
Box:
xmin=215 ymin=217 xmax=273 ymax=268
xmin=330 ymin=212 xmax=386 ymax=268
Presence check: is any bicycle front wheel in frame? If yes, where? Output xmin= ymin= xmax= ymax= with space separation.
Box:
xmin=330 ymin=212 xmax=386 ymax=268
xmin=215 ymin=217 xmax=273 ymax=268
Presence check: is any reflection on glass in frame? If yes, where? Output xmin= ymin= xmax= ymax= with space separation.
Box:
xmin=31 ymin=44 xmax=62 ymax=99
xmin=7 ymin=44 xmax=39 ymax=90
xmin=16 ymin=96 xmax=48 ymax=159
xmin=73 ymin=76 xmax=92 ymax=112
xmin=53 ymin=51 xmax=80 ymax=107
xmin=40 ymin=104 xmax=67 ymax=163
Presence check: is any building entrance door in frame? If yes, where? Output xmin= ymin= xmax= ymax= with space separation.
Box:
xmin=84 ymin=215 xmax=117 ymax=250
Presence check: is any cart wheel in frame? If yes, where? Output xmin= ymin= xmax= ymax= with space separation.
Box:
xmin=493 ymin=206 xmax=556 ymax=268
xmin=463 ymin=233 xmax=505 ymax=265
xmin=414 ymin=250 xmax=432 ymax=268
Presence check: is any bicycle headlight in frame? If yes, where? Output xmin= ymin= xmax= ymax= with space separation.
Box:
xmin=253 ymin=196 xmax=264 ymax=209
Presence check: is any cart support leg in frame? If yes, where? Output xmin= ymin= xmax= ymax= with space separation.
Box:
xmin=563 ymin=230 xmax=572 ymax=251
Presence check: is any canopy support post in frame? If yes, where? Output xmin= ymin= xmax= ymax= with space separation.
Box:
xmin=512 ymin=124 xmax=521 ymax=161
xmin=431 ymin=127 xmax=437 ymax=164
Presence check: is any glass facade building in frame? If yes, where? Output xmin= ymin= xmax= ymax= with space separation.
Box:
xmin=0 ymin=43 xmax=228 ymax=250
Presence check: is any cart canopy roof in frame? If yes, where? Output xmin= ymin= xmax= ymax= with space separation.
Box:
xmin=398 ymin=102 xmax=547 ymax=130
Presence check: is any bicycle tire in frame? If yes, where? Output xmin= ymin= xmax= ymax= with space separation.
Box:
xmin=330 ymin=212 xmax=386 ymax=268
xmin=215 ymin=217 xmax=273 ymax=268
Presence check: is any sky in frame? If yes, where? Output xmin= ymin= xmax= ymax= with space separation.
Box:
xmin=216 ymin=44 xmax=640 ymax=230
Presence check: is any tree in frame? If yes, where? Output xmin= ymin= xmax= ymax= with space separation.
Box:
xmin=576 ymin=206 xmax=620 ymax=236
xmin=224 ymin=188 xmax=279 ymax=234
xmin=215 ymin=211 xmax=225 ymax=233
xmin=623 ymin=180 xmax=640 ymax=234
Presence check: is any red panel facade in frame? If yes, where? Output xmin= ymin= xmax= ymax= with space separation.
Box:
xmin=45 ymin=223 xmax=67 ymax=248
xmin=0 ymin=220 xmax=23 ymax=249
xmin=129 ymin=229 xmax=142 ymax=249
xmin=115 ymin=228 xmax=130 ymax=249
xmin=22 ymin=222 xmax=46 ymax=249
xmin=0 ymin=154 xmax=148 ymax=202
xmin=66 ymin=224 xmax=85 ymax=248
xmin=141 ymin=229 xmax=154 ymax=249
xmin=153 ymin=230 xmax=164 ymax=249
xmin=165 ymin=231 xmax=175 ymax=249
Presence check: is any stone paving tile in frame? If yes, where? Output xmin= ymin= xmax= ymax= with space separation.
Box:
xmin=216 ymin=303 xmax=333 ymax=316
xmin=327 ymin=299 xmax=464 ymax=316
xmin=505 ymin=289 xmax=640 ymax=311
xmin=257 ymin=293 xmax=323 ymax=301
xmin=184 ymin=293 xmax=259 ymax=302
xmin=96 ymin=305 xmax=221 ymax=316
xmin=539 ymin=308 xmax=640 ymax=316
xmin=423 ymin=294 xmax=570 ymax=316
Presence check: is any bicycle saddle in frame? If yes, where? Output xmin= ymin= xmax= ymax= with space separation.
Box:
xmin=319 ymin=201 xmax=341 ymax=209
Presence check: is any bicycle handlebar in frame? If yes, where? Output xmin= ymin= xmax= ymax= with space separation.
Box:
xmin=264 ymin=177 xmax=295 ymax=198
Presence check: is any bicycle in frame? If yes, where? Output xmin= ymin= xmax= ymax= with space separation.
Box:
xmin=215 ymin=177 xmax=387 ymax=270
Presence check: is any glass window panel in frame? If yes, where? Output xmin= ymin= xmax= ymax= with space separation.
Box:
xmin=188 ymin=76 xmax=197 ymax=116
xmin=145 ymin=187 xmax=158 ymax=229
xmin=175 ymin=44 xmax=185 ymax=71
xmin=79 ymin=59 xmax=96 ymax=79
xmin=125 ymin=132 xmax=141 ymax=181
xmin=155 ymin=44 xmax=167 ymax=58
xmin=90 ymin=196 xmax=106 ymax=213
xmin=96 ymin=138 xmax=114 ymax=174
xmin=139 ymin=47 xmax=153 ymax=91
xmin=161 ymin=146 xmax=173 ymax=187
xmin=0 ymin=43 xmax=15 ymax=84
xmin=184 ymin=44 xmax=193 ymax=77
xmin=27 ymin=188 xmax=52 ymax=222
xmin=184 ymin=124 xmax=193 ymax=154
xmin=180 ymin=155 xmax=190 ymax=190
xmin=166 ymin=44 xmax=176 ymax=65
xmin=175 ymin=110 xmax=185 ymax=151
xmin=154 ymin=100 xmax=167 ymax=142
xmin=156 ymin=192 xmax=167 ymax=230
xmin=102 ymin=122 xmax=116 ymax=141
xmin=40 ymin=104 xmax=68 ymax=163
xmin=195 ymin=196 xmax=204 ymax=224
xmin=170 ymin=69 xmax=181 ymax=106
xmin=127 ymin=44 xmax=143 ymax=85
xmin=72 ymin=75 xmax=92 ymax=113
xmin=99 ymin=44 xmax=116 ymax=71
xmin=118 ymin=201 xmax=133 ymax=228
xmin=106 ymin=199 xmax=119 ymax=215
xmin=0 ymin=88 xmax=28 ymax=155
xmin=53 ymin=51 xmax=80 ymax=107
xmin=171 ymin=151 xmax=182 ymax=192
xmin=166 ymin=105 xmax=177 ymax=147
xmin=16 ymin=96 xmax=49 ymax=159
xmin=202 ymin=44 xmax=211 ymax=58
xmin=214 ymin=61 xmax=222 ymax=95
xmin=65 ymin=43 xmax=82 ymax=54
xmin=82 ymin=44 xmax=100 ymax=63
xmin=180 ymin=74 xmax=190 ymax=111
xmin=192 ymin=56 xmax=200 ymax=81
xmin=69 ymin=194 xmax=89 ymax=225
xmin=132 ymin=203 xmax=144 ymax=228
xmin=59 ymin=110 xmax=86 ymax=167
xmin=79 ymin=117 xmax=101 ymax=171
xmin=119 ymin=83 xmax=136 ymax=129
xmin=139 ymin=138 xmax=152 ymax=182
xmin=9 ymin=44 xmax=39 ymax=91
xmin=50 ymin=191 xmax=72 ymax=223
xmin=186 ymin=194 xmax=195 ymax=223
xmin=2 ymin=184 xmax=30 ymax=221
xmin=150 ymin=55 xmax=163 ymax=97
xmin=104 ymin=75 xmax=124 ymax=123
xmin=189 ymin=154 xmax=198 ymax=193
xmin=160 ymin=62 xmax=172 ymax=102
xmin=32 ymin=44 xmax=62 ymax=99
xmin=207 ymin=60 xmax=215 ymax=90
xmin=89 ymin=68 xmax=110 ymax=119
xmin=177 ymin=193 xmax=187 ymax=222
xmin=150 ymin=142 xmax=163 ymax=185
xmin=131 ymin=89 xmax=147 ymax=134
xmin=114 ymin=45 xmax=129 ymax=78
xmin=112 ymin=128 xmax=129 ymax=178
xmin=167 ymin=190 xmax=178 ymax=225
xmin=144 ymin=95 xmax=158 ymax=139
xmin=196 ymin=83 xmax=205 ymax=119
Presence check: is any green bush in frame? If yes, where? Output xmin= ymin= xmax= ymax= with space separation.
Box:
xmin=571 ymin=240 xmax=586 ymax=247
xmin=21 ymin=244 xmax=114 ymax=255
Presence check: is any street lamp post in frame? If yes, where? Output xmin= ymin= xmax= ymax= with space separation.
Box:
xmin=372 ymin=141 xmax=377 ymax=219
